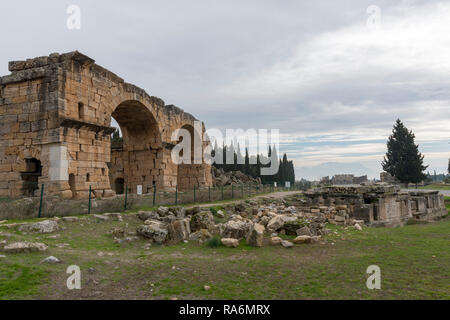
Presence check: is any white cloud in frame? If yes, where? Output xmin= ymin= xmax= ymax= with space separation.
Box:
xmin=217 ymin=2 xmax=450 ymax=100
xmin=0 ymin=0 xmax=448 ymax=175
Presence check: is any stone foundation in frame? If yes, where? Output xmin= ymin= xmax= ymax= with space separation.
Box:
xmin=304 ymin=185 xmax=447 ymax=227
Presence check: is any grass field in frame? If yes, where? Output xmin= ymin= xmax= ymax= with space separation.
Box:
xmin=0 ymin=199 xmax=449 ymax=300
xmin=419 ymin=184 xmax=450 ymax=190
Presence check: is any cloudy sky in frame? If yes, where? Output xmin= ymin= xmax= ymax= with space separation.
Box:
xmin=1 ymin=0 xmax=449 ymax=180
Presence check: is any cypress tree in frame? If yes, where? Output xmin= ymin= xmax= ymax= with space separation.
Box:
xmin=222 ymin=143 xmax=227 ymax=172
xmin=256 ymin=154 xmax=261 ymax=179
xmin=382 ymin=119 xmax=428 ymax=184
xmin=244 ymin=148 xmax=250 ymax=175
xmin=211 ymin=142 xmax=296 ymax=186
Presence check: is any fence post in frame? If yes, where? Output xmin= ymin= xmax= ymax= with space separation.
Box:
xmin=232 ymin=185 xmax=234 ymax=199
xmin=221 ymin=186 xmax=224 ymax=200
xmin=38 ymin=184 xmax=44 ymax=218
xmin=193 ymin=185 xmax=196 ymax=203
xmin=208 ymin=186 xmax=211 ymax=202
xmin=88 ymin=185 xmax=92 ymax=214
xmin=153 ymin=185 xmax=156 ymax=207
xmin=241 ymin=184 xmax=243 ymax=198
xmin=175 ymin=185 xmax=178 ymax=205
xmin=248 ymin=184 xmax=251 ymax=197
xmin=124 ymin=184 xmax=128 ymax=211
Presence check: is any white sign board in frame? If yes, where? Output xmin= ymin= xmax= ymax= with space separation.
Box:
xmin=285 ymin=181 xmax=291 ymax=188
xmin=137 ymin=185 xmax=143 ymax=195
xmin=274 ymin=182 xmax=277 ymax=188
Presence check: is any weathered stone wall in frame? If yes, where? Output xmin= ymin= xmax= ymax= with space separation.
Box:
xmin=304 ymin=185 xmax=447 ymax=227
xmin=0 ymin=51 xmax=212 ymax=199
xmin=320 ymin=174 xmax=368 ymax=185
xmin=377 ymin=194 xmax=411 ymax=225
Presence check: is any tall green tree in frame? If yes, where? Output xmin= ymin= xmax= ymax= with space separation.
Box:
xmin=244 ymin=148 xmax=250 ymax=175
xmin=382 ymin=119 xmax=428 ymax=184
xmin=111 ymin=128 xmax=122 ymax=142
xmin=212 ymin=143 xmax=295 ymax=185
xmin=446 ymin=158 xmax=450 ymax=183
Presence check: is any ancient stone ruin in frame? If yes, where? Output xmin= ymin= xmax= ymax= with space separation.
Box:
xmin=0 ymin=51 xmax=212 ymax=199
xmin=2 ymin=189 xmax=447 ymax=255
xmin=320 ymin=174 xmax=368 ymax=185
xmin=304 ymin=185 xmax=447 ymax=227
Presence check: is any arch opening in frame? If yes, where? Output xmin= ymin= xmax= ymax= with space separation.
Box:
xmin=114 ymin=178 xmax=125 ymax=195
xmin=20 ymin=158 xmax=42 ymax=197
xmin=108 ymin=100 xmax=162 ymax=194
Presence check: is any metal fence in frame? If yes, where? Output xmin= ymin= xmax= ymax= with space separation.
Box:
xmin=121 ymin=183 xmax=302 ymax=211
xmin=0 ymin=182 xmax=309 ymax=220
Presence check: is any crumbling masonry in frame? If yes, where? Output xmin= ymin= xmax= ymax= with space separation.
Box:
xmin=0 ymin=51 xmax=212 ymax=199
xmin=304 ymin=185 xmax=447 ymax=227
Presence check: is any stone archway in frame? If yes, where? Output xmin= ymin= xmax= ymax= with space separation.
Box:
xmin=109 ymin=100 xmax=162 ymax=194
xmin=0 ymin=51 xmax=212 ymax=198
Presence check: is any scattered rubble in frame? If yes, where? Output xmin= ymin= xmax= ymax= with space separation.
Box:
xmin=7 ymin=184 xmax=440 ymax=254
xmin=219 ymin=219 xmax=251 ymax=240
xmin=189 ymin=229 xmax=212 ymax=243
xmin=190 ymin=211 xmax=215 ymax=232
xmin=270 ymin=236 xmax=282 ymax=245
xmin=216 ymin=210 xmax=225 ymax=219
xmin=41 ymin=256 xmax=60 ymax=264
xmin=211 ymin=167 xmax=261 ymax=187
xmin=61 ymin=216 xmax=79 ymax=222
xmin=18 ymin=220 xmax=59 ymax=234
xmin=293 ymin=235 xmax=312 ymax=244
xmin=303 ymin=185 xmax=447 ymax=227
xmin=246 ymin=223 xmax=264 ymax=247
xmin=93 ymin=214 xmax=109 ymax=221
xmin=2 ymin=242 xmax=48 ymax=253
xmin=281 ymin=240 xmax=294 ymax=248
xmin=168 ymin=219 xmax=191 ymax=243
xmin=129 ymin=196 xmax=340 ymax=248
xmin=136 ymin=221 xmax=168 ymax=244
xmin=221 ymin=238 xmax=239 ymax=248
xmin=103 ymin=213 xmax=123 ymax=221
